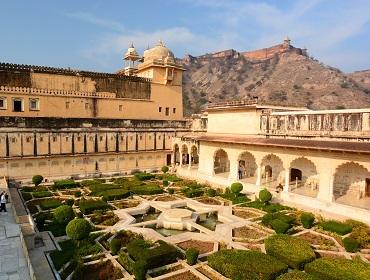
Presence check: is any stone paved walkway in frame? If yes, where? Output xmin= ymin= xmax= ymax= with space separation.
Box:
xmin=0 ymin=193 xmax=31 ymax=280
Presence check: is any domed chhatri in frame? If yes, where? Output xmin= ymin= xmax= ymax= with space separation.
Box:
xmin=143 ymin=40 xmax=175 ymax=62
xmin=124 ymin=42 xmax=140 ymax=61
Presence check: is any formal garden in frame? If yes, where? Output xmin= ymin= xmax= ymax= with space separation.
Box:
xmin=18 ymin=169 xmax=370 ymax=279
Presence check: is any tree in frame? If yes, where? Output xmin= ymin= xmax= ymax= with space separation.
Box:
xmin=66 ymin=218 xmax=91 ymax=241
xmin=161 ymin=166 xmax=169 ymax=173
xmin=230 ymin=182 xmax=243 ymax=196
xmin=32 ymin=175 xmax=44 ymax=186
xmin=54 ymin=205 xmax=75 ymax=224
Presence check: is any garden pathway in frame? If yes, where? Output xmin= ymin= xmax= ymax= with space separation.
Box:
xmin=0 ymin=188 xmax=31 ymax=280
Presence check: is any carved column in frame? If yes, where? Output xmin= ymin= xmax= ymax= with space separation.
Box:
xmin=256 ymin=164 xmax=262 ymax=186
xmin=284 ymin=169 xmax=290 ymax=192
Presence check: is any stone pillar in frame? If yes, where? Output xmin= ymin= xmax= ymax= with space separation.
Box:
xmin=179 ymin=153 xmax=183 ymax=167
xmin=188 ymin=156 xmax=192 ymax=170
xmin=256 ymin=165 xmax=262 ymax=186
xmin=317 ymin=171 xmax=334 ymax=203
xmin=284 ymin=169 xmax=290 ymax=192
xmin=228 ymin=157 xmax=239 ymax=181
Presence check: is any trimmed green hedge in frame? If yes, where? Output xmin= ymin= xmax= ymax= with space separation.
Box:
xmin=21 ymin=192 xmax=32 ymax=201
xmin=53 ymin=179 xmax=79 ymax=189
xmin=300 ymin=212 xmax=315 ymax=229
xmin=277 ymin=270 xmax=318 ymax=280
xmin=320 ymin=220 xmax=352 ymax=235
xmin=118 ymin=252 xmax=134 ymax=274
xmin=134 ymin=172 xmax=155 ymax=181
xmin=99 ymin=189 xmax=130 ymax=201
xmin=32 ymin=191 xmax=53 ymax=198
xmin=259 ymin=189 xmax=272 ymax=203
xmin=265 ymin=234 xmax=316 ymax=270
xmin=262 ymin=212 xmax=295 ymax=233
xmin=208 ymin=249 xmax=288 ymax=280
xmin=79 ymin=199 xmax=111 ymax=214
xmin=127 ymin=239 xmax=181 ymax=269
xmin=40 ymin=199 xmax=62 ymax=210
xmin=130 ymin=184 xmax=163 ymax=195
xmin=244 ymin=200 xmax=292 ymax=213
xmin=305 ymin=258 xmax=370 ymax=280
xmin=343 ymin=237 xmax=360 ymax=252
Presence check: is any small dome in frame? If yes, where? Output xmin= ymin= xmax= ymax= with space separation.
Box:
xmin=124 ymin=43 xmax=139 ymax=59
xmin=143 ymin=40 xmax=174 ymax=62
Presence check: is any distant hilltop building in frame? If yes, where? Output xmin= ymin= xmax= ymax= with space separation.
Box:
xmin=184 ymin=37 xmax=307 ymax=63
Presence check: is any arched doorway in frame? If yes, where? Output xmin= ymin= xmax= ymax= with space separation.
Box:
xmin=333 ymin=162 xmax=370 ymax=209
xmin=289 ymin=157 xmax=319 ymax=197
xmin=181 ymin=144 xmax=189 ymax=165
xmin=214 ymin=149 xmax=230 ymax=175
xmin=261 ymin=154 xmax=284 ymax=185
xmin=238 ymin=151 xmax=257 ymax=181
xmin=190 ymin=146 xmax=199 ymax=166
xmin=173 ymin=144 xmax=180 ymax=164
xmin=290 ymin=168 xmax=302 ymax=181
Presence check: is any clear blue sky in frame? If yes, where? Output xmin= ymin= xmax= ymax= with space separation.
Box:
xmin=1 ymin=0 xmax=369 ymax=73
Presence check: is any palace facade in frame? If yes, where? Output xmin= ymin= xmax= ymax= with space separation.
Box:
xmin=0 ymin=41 xmax=188 ymax=179
xmin=174 ymin=100 xmax=370 ymax=224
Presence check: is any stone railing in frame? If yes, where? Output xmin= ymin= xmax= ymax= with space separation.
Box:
xmin=208 ymin=99 xmax=258 ymax=109
xmin=0 ymin=86 xmax=116 ymax=98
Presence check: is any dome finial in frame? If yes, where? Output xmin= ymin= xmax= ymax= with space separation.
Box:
xmin=158 ymin=39 xmax=164 ymax=47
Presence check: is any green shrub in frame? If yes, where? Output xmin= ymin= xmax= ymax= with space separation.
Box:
xmin=118 ymin=252 xmax=134 ymax=273
xmin=127 ymin=239 xmax=181 ymax=269
xmin=99 ymin=189 xmax=130 ymax=201
xmin=21 ymin=192 xmax=32 ymax=201
xmin=22 ymin=186 xmax=48 ymax=192
xmin=54 ymin=205 xmax=75 ymax=224
xmin=161 ymin=166 xmax=169 ymax=173
xmin=66 ymin=219 xmax=91 ymax=241
xmin=110 ymin=238 xmax=122 ymax=255
xmin=134 ymin=172 xmax=155 ymax=181
xmin=162 ymin=174 xmax=182 ymax=182
xmin=343 ymin=237 xmax=360 ymax=252
xmin=53 ymin=179 xmax=79 ymax=189
xmin=245 ymin=200 xmax=292 ymax=213
xmin=32 ymin=175 xmax=44 ymax=186
xmin=259 ymin=189 xmax=272 ymax=203
xmin=75 ymin=191 xmax=82 ymax=197
xmin=207 ymin=188 xmax=216 ymax=197
xmin=79 ymin=199 xmax=111 ymax=214
xmin=130 ymin=184 xmax=163 ymax=195
xmin=183 ymin=188 xmax=204 ymax=198
xmin=277 ymin=270 xmax=318 ymax=280
xmin=133 ymin=260 xmax=148 ymax=280
xmin=168 ymin=188 xmax=174 ymax=194
xmin=64 ymin=198 xmax=75 ymax=206
xmin=40 ymin=199 xmax=62 ymax=210
xmin=186 ymin=248 xmax=199 ymax=265
xmin=163 ymin=180 xmax=169 ymax=187
xmin=208 ymin=249 xmax=288 ymax=280
xmin=32 ymin=191 xmax=53 ymax=198
xmin=346 ymin=220 xmax=370 ymax=249
xmin=320 ymin=220 xmax=352 ymax=235
xmin=305 ymin=258 xmax=370 ymax=280
xmin=50 ymin=239 xmax=76 ymax=270
xmin=270 ymin=219 xmax=291 ymax=234
xmin=230 ymin=182 xmax=243 ymax=195
xmin=301 ymin=212 xmax=315 ymax=229
xmin=265 ymin=235 xmax=316 ymax=270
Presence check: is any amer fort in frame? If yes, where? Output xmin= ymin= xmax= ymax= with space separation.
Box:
xmin=0 ymin=40 xmax=370 ymax=280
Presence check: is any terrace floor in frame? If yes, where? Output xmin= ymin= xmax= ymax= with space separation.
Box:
xmin=0 ymin=188 xmax=31 ymax=280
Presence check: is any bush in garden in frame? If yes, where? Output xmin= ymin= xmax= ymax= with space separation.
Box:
xmin=265 ymin=234 xmax=316 ymax=270
xmin=110 ymin=238 xmax=122 ymax=255
xmin=208 ymin=249 xmax=288 ymax=280
xmin=305 ymin=257 xmax=370 ymax=280
xmin=270 ymin=219 xmax=291 ymax=234
xmin=161 ymin=166 xmax=169 ymax=173
xmin=134 ymin=172 xmax=155 ymax=181
xmin=230 ymin=182 xmax=243 ymax=195
xmin=343 ymin=237 xmax=360 ymax=252
xmin=74 ymin=191 xmax=82 ymax=197
xmin=32 ymin=175 xmax=44 ymax=186
xmin=66 ymin=219 xmax=91 ymax=241
xmin=346 ymin=220 xmax=370 ymax=249
xmin=130 ymin=184 xmax=163 ymax=195
xmin=32 ymin=191 xmax=53 ymax=198
xmin=127 ymin=239 xmax=181 ymax=269
xmin=186 ymin=248 xmax=199 ymax=265
xmin=168 ymin=188 xmax=174 ymax=194
xmin=40 ymin=199 xmax=62 ymax=210
xmin=64 ymin=198 xmax=75 ymax=206
xmin=320 ymin=220 xmax=352 ymax=235
xmin=207 ymin=188 xmax=216 ymax=197
xmin=118 ymin=252 xmax=135 ymax=273
xmin=163 ymin=180 xmax=169 ymax=187
xmin=277 ymin=270 xmax=318 ymax=280
xmin=53 ymin=179 xmax=79 ymax=190
xmin=259 ymin=188 xmax=272 ymax=203
xmin=79 ymin=199 xmax=111 ymax=214
xmin=21 ymin=192 xmax=32 ymax=201
xmin=54 ymin=205 xmax=75 ymax=224
xmin=300 ymin=212 xmax=315 ymax=229
xmin=76 ymin=212 xmax=83 ymax=218
xmin=133 ymin=260 xmax=148 ymax=280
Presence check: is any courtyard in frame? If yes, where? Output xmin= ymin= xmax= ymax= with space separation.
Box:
xmin=13 ymin=170 xmax=370 ymax=280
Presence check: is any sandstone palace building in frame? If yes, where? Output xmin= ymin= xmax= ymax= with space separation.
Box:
xmin=0 ymin=41 xmax=187 ymax=179
xmin=1 ymin=40 xmax=370 ymax=223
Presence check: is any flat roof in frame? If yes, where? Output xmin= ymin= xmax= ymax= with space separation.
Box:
xmin=195 ymin=133 xmax=370 ymax=154
xmin=271 ymin=108 xmax=370 ymax=116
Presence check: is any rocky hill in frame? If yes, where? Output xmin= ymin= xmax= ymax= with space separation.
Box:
xmin=181 ymin=41 xmax=370 ymax=115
